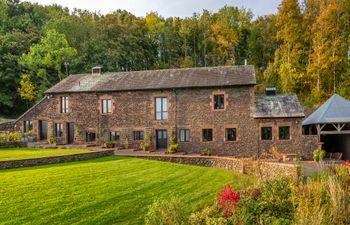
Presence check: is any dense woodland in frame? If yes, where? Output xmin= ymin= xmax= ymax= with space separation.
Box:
xmin=0 ymin=0 xmax=349 ymax=116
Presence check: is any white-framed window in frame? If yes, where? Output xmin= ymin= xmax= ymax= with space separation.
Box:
xmin=24 ymin=120 xmax=33 ymax=132
xmin=155 ymin=97 xmax=168 ymax=120
xmin=55 ymin=123 xmax=64 ymax=138
xmin=179 ymin=129 xmax=190 ymax=142
xmin=61 ymin=96 xmax=68 ymax=113
xmin=102 ymin=99 xmax=112 ymax=114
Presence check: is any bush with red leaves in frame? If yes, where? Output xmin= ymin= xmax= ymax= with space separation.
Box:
xmin=217 ymin=184 xmax=241 ymax=217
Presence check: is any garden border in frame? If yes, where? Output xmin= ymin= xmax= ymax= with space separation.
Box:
xmin=0 ymin=150 xmax=114 ymax=170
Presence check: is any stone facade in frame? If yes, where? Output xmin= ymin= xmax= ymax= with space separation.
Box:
xmin=0 ymin=120 xmax=15 ymax=131
xmin=14 ymin=84 xmax=316 ymax=159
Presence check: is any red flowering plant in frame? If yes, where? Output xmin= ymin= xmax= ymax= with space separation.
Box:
xmin=337 ymin=161 xmax=350 ymax=189
xmin=217 ymin=184 xmax=241 ymax=217
xmin=337 ymin=161 xmax=350 ymax=176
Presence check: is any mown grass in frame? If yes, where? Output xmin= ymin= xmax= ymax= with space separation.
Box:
xmin=0 ymin=156 xmax=253 ymax=224
xmin=0 ymin=148 xmax=91 ymax=161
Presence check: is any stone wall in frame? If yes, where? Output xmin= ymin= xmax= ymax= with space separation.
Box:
xmin=0 ymin=120 xmax=15 ymax=131
xmin=15 ymin=87 xmax=264 ymax=157
xmin=0 ymin=142 xmax=27 ymax=148
xmin=14 ymin=86 xmax=308 ymax=158
xmin=129 ymin=155 xmax=244 ymax=172
xmin=256 ymin=117 xmax=307 ymax=158
xmin=0 ymin=150 xmax=114 ymax=170
xmin=302 ymin=135 xmax=319 ymax=159
xmin=125 ymin=154 xmax=298 ymax=180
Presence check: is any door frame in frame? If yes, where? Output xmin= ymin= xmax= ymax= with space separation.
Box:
xmin=39 ymin=120 xmax=47 ymax=141
xmin=156 ymin=129 xmax=168 ymax=149
xmin=67 ymin=122 xmax=74 ymax=144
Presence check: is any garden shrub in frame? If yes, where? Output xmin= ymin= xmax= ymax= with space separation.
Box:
xmin=167 ymin=129 xmax=179 ymax=153
xmin=167 ymin=144 xmax=179 ymax=154
xmin=48 ymin=136 xmax=57 ymax=144
xmin=140 ymin=132 xmax=154 ymax=151
xmin=201 ymin=148 xmax=213 ymax=156
xmin=231 ymin=177 xmax=294 ymax=225
xmin=8 ymin=132 xmax=22 ymax=142
xmin=123 ymin=136 xmax=129 ymax=149
xmin=191 ymin=165 xmax=350 ymax=225
xmin=189 ymin=204 xmax=227 ymax=225
xmin=104 ymin=141 xmax=114 ymax=148
xmin=169 ymin=128 xmax=177 ymax=145
xmin=144 ymin=197 xmax=189 ymax=225
xmin=0 ymin=133 xmax=8 ymax=142
xmin=336 ymin=161 xmax=350 ymax=192
xmin=313 ymin=149 xmax=326 ymax=161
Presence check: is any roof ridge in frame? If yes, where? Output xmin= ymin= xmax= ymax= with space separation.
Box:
xmin=68 ymin=65 xmax=254 ymax=77
xmin=317 ymin=94 xmax=337 ymax=123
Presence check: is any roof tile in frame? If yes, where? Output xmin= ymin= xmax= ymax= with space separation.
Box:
xmin=46 ymin=65 xmax=256 ymax=93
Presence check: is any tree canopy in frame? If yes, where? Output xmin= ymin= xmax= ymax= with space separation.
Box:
xmin=0 ymin=0 xmax=349 ymax=116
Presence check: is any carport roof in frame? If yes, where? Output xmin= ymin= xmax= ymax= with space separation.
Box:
xmin=303 ymin=94 xmax=350 ymax=126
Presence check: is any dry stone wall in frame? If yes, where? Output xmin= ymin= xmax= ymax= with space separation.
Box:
xmin=125 ymin=154 xmax=298 ymax=179
xmin=0 ymin=150 xmax=114 ymax=170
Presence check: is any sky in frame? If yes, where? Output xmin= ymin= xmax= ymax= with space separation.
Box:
xmin=27 ymin=0 xmax=283 ymax=18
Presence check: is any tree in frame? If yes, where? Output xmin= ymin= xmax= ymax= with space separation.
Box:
xmin=275 ymin=0 xmax=306 ymax=93
xmin=307 ymin=0 xmax=350 ymax=101
xmin=18 ymin=74 xmax=36 ymax=101
xmin=19 ymin=29 xmax=77 ymax=100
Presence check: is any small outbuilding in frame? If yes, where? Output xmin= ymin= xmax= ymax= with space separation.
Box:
xmin=303 ymin=94 xmax=350 ymax=160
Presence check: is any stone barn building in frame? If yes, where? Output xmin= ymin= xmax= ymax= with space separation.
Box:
xmin=15 ymin=65 xmax=318 ymax=158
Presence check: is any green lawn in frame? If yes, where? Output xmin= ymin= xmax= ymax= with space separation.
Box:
xmin=0 ymin=148 xmax=91 ymax=161
xmin=0 ymin=157 xmax=253 ymax=224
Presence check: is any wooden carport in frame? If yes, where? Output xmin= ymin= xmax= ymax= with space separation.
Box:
xmin=303 ymin=94 xmax=350 ymax=160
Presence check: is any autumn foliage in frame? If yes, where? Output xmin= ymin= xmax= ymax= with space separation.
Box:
xmin=217 ymin=184 xmax=240 ymax=217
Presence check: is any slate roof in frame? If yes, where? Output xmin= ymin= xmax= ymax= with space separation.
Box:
xmin=254 ymin=94 xmax=305 ymax=118
xmin=0 ymin=119 xmax=15 ymax=125
xmin=45 ymin=65 xmax=256 ymax=94
xmin=302 ymin=94 xmax=350 ymax=126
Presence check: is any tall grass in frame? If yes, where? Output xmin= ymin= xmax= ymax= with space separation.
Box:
xmin=294 ymin=164 xmax=350 ymax=225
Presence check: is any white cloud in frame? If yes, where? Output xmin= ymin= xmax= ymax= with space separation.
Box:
xmin=27 ymin=0 xmax=282 ymax=18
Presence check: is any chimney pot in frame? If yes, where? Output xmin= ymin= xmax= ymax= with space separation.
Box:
xmin=265 ymin=87 xmax=277 ymax=96
xmin=92 ymin=66 xmax=103 ymax=75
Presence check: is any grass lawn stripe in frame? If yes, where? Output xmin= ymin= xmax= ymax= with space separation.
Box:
xmin=0 ymin=156 xmax=253 ymax=225
xmin=0 ymin=148 xmax=91 ymax=161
